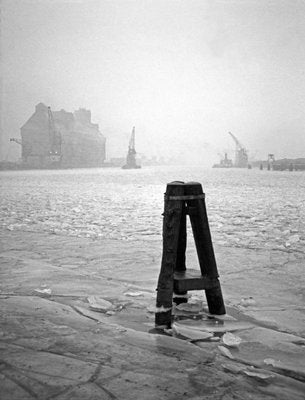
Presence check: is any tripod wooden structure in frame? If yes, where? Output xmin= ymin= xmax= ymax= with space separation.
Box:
xmin=155 ymin=181 xmax=226 ymax=329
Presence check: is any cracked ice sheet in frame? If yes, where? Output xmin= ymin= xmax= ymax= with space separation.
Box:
xmin=227 ymin=327 xmax=305 ymax=374
xmin=0 ymin=343 xmax=97 ymax=383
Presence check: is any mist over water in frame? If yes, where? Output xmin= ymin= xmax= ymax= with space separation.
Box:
xmin=1 ymin=0 xmax=305 ymax=163
xmin=1 ymin=166 xmax=304 ymax=256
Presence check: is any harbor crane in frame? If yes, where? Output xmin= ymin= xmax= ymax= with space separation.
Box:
xmin=128 ymin=126 xmax=136 ymax=156
xmin=122 ymin=126 xmax=141 ymax=169
xmin=228 ymin=131 xmax=248 ymax=168
xmin=47 ymin=106 xmax=62 ymax=163
xmin=9 ymin=138 xmax=22 ymax=145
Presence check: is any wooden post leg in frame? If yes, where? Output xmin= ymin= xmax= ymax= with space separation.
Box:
xmin=205 ymin=281 xmax=225 ymax=315
xmin=155 ymin=182 xmax=184 ymax=328
xmin=184 ymin=182 xmax=226 ymax=315
xmin=173 ymin=201 xmax=188 ymax=305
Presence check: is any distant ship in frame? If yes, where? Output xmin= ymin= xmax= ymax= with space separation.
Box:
xmin=122 ymin=127 xmax=141 ymax=169
xmin=213 ymin=132 xmax=249 ymax=168
xmin=213 ymin=153 xmax=233 ymax=168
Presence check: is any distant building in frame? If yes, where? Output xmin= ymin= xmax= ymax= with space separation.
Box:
xmin=20 ymin=103 xmax=106 ymax=168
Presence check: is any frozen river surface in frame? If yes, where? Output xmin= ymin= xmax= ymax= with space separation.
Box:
xmin=1 ymin=166 xmax=305 ymax=255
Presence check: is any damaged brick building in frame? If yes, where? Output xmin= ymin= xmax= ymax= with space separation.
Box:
xmin=19 ymin=103 xmax=106 ymax=168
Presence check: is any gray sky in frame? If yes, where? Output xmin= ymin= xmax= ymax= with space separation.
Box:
xmin=1 ymin=0 xmax=305 ymax=164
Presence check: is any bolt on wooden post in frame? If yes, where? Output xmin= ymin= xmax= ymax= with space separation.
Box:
xmin=155 ymin=181 xmax=226 ymax=329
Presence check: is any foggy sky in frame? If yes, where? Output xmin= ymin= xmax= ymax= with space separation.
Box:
xmin=1 ymin=0 xmax=305 ymax=164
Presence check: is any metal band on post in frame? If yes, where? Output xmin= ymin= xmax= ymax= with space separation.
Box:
xmin=167 ymin=194 xmax=205 ymax=201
